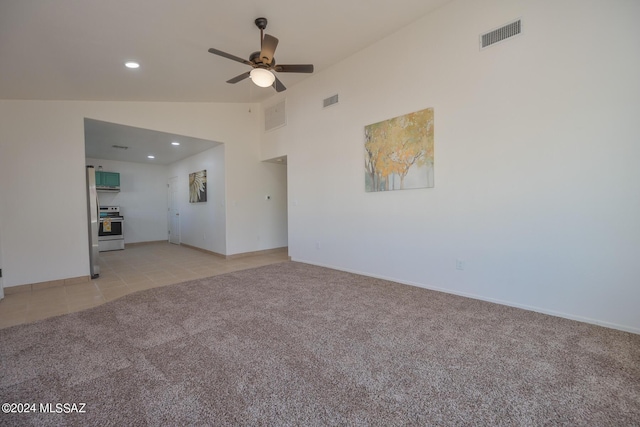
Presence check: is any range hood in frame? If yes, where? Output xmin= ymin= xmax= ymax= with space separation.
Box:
xmin=97 ymin=185 xmax=120 ymax=193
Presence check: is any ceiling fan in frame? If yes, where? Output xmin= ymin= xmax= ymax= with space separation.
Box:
xmin=208 ymin=17 xmax=314 ymax=93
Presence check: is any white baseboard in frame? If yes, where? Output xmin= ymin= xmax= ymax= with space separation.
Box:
xmin=291 ymin=258 xmax=640 ymax=335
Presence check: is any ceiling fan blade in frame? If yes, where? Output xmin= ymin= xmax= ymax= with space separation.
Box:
xmin=208 ymin=48 xmax=252 ymax=66
xmin=273 ymin=76 xmax=286 ymax=92
xmin=226 ymin=72 xmax=251 ymax=84
xmin=260 ymin=34 xmax=279 ymax=65
xmin=273 ymin=64 xmax=314 ymax=73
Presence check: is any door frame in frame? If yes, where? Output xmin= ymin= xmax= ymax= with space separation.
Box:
xmin=168 ymin=176 xmax=180 ymax=245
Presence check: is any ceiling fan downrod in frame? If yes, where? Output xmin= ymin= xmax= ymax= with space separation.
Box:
xmin=255 ymin=17 xmax=268 ymax=48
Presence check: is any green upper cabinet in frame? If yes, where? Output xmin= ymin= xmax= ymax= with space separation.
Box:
xmin=96 ymin=171 xmax=120 ymax=191
xmin=103 ymin=172 xmax=120 ymax=187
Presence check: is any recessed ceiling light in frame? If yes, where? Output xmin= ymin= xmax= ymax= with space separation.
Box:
xmin=125 ymin=61 xmax=140 ymax=69
xmin=171 ymin=141 xmax=180 ymax=146
xmin=147 ymin=155 xmax=155 ymax=159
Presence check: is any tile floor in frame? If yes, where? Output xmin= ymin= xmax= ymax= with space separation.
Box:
xmin=0 ymin=242 xmax=290 ymax=330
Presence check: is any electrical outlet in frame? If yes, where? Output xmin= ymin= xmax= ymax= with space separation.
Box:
xmin=455 ymin=259 xmax=465 ymax=270
xmin=315 ymin=241 xmax=321 ymax=250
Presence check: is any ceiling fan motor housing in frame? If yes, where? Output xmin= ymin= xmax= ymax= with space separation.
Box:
xmin=250 ymin=51 xmax=275 ymax=67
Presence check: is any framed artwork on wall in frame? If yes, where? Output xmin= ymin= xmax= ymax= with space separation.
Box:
xmin=364 ymin=107 xmax=434 ymax=192
xmin=189 ymin=169 xmax=207 ymax=203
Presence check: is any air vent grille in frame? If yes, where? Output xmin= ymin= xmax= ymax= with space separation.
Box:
xmin=323 ymin=94 xmax=339 ymax=108
xmin=480 ymin=19 xmax=521 ymax=49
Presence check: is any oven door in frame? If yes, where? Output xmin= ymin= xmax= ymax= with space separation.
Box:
xmin=99 ymin=218 xmax=123 ymax=240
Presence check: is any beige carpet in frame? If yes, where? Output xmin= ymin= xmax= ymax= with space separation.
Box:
xmin=1 ymin=262 xmax=639 ymax=426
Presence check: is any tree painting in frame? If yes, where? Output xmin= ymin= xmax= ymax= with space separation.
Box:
xmin=189 ymin=170 xmax=207 ymax=203
xmin=365 ymin=108 xmax=434 ymax=192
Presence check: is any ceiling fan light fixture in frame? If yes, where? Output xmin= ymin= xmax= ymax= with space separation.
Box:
xmin=250 ymin=68 xmax=275 ymax=88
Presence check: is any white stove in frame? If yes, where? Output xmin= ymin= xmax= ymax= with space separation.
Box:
xmin=98 ymin=206 xmax=124 ymax=251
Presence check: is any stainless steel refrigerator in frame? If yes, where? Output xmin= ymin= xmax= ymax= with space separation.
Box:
xmin=86 ymin=166 xmax=100 ymax=278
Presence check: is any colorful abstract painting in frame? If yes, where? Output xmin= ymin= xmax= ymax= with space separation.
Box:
xmin=189 ymin=170 xmax=207 ymax=203
xmin=364 ymin=108 xmax=434 ymax=192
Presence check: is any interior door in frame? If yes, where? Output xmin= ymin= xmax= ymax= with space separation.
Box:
xmin=168 ymin=176 xmax=180 ymax=245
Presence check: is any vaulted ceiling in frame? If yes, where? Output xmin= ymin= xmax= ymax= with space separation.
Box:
xmin=0 ymin=0 xmax=451 ymax=103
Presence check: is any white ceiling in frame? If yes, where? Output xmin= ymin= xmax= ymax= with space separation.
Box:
xmin=1 ymin=0 xmax=451 ymax=163
xmin=0 ymin=0 xmax=451 ymax=103
xmin=84 ymin=118 xmax=221 ymax=165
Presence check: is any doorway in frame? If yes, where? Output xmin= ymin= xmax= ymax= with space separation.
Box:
xmin=262 ymin=155 xmax=289 ymax=251
xmin=168 ymin=176 xmax=180 ymax=244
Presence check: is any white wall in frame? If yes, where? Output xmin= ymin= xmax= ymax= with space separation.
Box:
xmin=262 ymin=0 xmax=640 ymax=332
xmin=168 ymin=145 xmax=226 ymax=254
xmin=0 ymin=222 xmax=4 ymax=299
xmin=0 ymin=100 xmax=283 ymax=287
xmin=0 ymin=102 xmax=88 ymax=287
xmin=85 ymin=158 xmax=169 ymax=244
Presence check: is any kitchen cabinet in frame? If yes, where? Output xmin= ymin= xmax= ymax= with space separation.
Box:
xmin=96 ymin=171 xmax=120 ymax=190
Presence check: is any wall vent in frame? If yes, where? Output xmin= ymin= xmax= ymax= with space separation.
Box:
xmin=111 ymin=145 xmax=129 ymax=150
xmin=323 ymin=94 xmax=339 ymax=108
xmin=265 ymin=100 xmax=286 ymax=131
xmin=480 ymin=19 xmax=521 ymax=49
